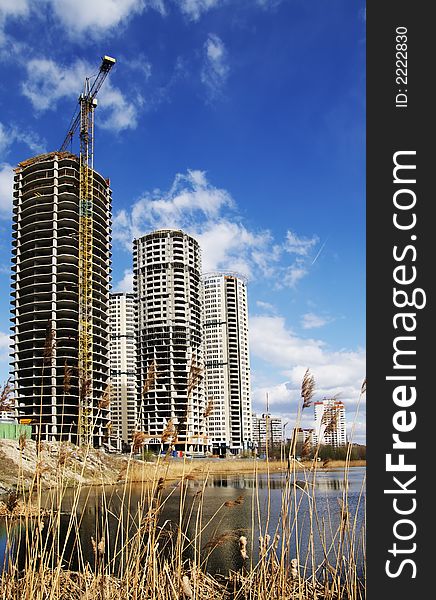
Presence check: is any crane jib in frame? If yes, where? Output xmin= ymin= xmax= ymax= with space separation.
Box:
xmin=58 ymin=55 xmax=116 ymax=153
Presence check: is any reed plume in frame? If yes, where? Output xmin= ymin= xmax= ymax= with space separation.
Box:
xmin=204 ymin=531 xmax=241 ymax=550
xmin=301 ymin=435 xmax=312 ymax=459
xmin=204 ymin=397 xmax=214 ymax=418
xmin=181 ymin=575 xmax=193 ymax=598
xmin=322 ymin=404 xmax=339 ymax=435
xmin=0 ymin=378 xmax=14 ymax=412
xmin=142 ymin=359 xmax=157 ymax=395
xmin=43 ymin=324 xmax=56 ymax=364
xmin=132 ymin=430 xmax=147 ymax=453
xmin=79 ymin=373 xmax=92 ymax=401
xmin=239 ymin=535 xmax=248 ymax=560
xmin=18 ymin=432 xmax=27 ymax=451
xmin=61 ymin=361 xmax=72 ymax=395
xmin=187 ymin=356 xmax=203 ymax=397
xmin=98 ymin=383 xmax=112 ymax=409
xmin=161 ymin=418 xmax=176 ymax=443
xmin=301 ymin=368 xmax=315 ymax=409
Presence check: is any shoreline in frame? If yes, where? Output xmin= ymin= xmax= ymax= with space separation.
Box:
xmin=123 ymin=457 xmax=365 ymax=487
xmin=0 ymin=437 xmax=365 ymax=499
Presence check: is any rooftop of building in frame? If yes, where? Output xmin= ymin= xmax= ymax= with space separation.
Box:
xmin=16 ymin=151 xmax=78 ymax=170
xmin=133 ymin=228 xmax=201 ymax=247
xmin=314 ymin=399 xmax=345 ymax=406
xmin=202 ymin=271 xmax=248 ymax=283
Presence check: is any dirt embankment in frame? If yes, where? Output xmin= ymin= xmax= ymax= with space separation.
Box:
xmin=0 ymin=438 xmax=130 ymax=495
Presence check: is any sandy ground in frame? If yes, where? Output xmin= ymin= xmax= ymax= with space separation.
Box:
xmin=0 ymin=438 xmax=130 ymax=495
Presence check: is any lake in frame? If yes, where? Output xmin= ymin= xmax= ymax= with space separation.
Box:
xmin=1 ymin=466 xmax=366 ymax=577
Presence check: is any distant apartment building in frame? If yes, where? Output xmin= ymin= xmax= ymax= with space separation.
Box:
xmin=290 ymin=427 xmax=314 ymax=456
xmin=313 ymin=399 xmax=347 ymax=447
xmin=202 ymin=273 xmax=252 ymax=455
xmin=252 ymin=413 xmax=283 ymax=453
xmin=134 ymin=229 xmax=207 ymax=453
xmin=109 ymin=293 xmax=137 ymax=445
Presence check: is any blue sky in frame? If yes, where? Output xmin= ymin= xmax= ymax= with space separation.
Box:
xmin=0 ymin=0 xmax=366 ymax=442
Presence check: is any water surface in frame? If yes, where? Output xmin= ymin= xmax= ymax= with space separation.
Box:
xmin=1 ymin=467 xmax=366 ymax=577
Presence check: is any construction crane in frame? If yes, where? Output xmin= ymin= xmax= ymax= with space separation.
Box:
xmin=59 ymin=55 xmax=116 ymax=445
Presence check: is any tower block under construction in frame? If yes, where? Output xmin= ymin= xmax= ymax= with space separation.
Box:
xmin=134 ymin=229 xmax=208 ymax=453
xmin=11 ymin=151 xmax=112 ymax=445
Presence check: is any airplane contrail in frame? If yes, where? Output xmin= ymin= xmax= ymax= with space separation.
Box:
xmin=311 ymin=238 xmax=328 ymax=265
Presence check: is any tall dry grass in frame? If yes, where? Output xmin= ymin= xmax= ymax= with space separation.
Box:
xmin=0 ymin=373 xmax=366 ymax=599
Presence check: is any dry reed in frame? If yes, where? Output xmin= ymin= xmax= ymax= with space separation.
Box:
xmin=0 ymin=372 xmax=365 ymax=600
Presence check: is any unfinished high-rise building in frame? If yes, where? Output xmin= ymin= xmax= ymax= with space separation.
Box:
xmin=202 ymin=273 xmax=252 ymax=454
xmin=134 ymin=229 xmax=208 ymax=453
xmin=11 ymin=152 xmax=112 ymax=445
xmin=109 ymin=292 xmax=137 ymax=445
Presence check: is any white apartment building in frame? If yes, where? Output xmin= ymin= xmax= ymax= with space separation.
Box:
xmin=109 ymin=293 xmax=137 ymax=445
xmin=313 ymin=398 xmax=347 ymax=447
xmin=202 ymin=273 xmax=252 ymax=455
xmin=252 ymin=413 xmax=283 ymax=454
xmin=133 ymin=229 xmax=207 ymax=453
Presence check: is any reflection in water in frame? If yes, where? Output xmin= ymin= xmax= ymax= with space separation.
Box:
xmin=1 ymin=468 xmax=366 ymax=578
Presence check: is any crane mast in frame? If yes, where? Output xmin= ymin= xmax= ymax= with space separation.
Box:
xmin=59 ymin=55 xmax=116 ymax=445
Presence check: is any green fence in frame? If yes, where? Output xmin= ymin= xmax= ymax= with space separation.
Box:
xmin=0 ymin=423 xmax=32 ymax=440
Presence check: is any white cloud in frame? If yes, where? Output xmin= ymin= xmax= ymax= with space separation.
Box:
xmin=301 ymin=312 xmax=333 ymax=330
xmin=283 ymin=261 xmax=308 ymax=288
xmin=280 ymin=231 xmax=320 ymax=287
xmin=175 ymin=0 xmax=222 ymax=21
xmin=0 ymin=163 xmax=14 ymax=219
xmin=249 ymin=314 xmax=365 ymax=403
xmin=0 ymin=330 xmax=10 ymax=363
xmin=0 ymin=121 xmax=46 ymax=159
xmin=98 ymin=80 xmax=140 ymax=131
xmin=21 ymin=58 xmax=89 ymax=112
xmin=113 ymin=169 xmax=323 ymax=287
xmin=123 ymin=169 xmax=233 ymax=233
xmin=1 ymin=0 xmax=165 ymax=45
xmin=0 ymin=0 xmax=29 ymax=17
xmin=46 ymin=0 xmax=151 ymax=36
xmin=0 ymin=123 xmax=9 ymax=156
xmin=114 ymin=169 xmax=232 ymax=239
xmin=0 ymin=0 xmax=30 ymax=44
xmin=197 ymin=221 xmax=270 ymax=276
xmin=250 ymin=315 xmax=325 ymax=368
xmin=21 ymin=57 xmax=140 ymax=133
xmin=174 ymin=0 xmax=283 ymax=21
xmin=285 ymin=230 xmax=318 ymax=256
xmin=255 ymin=300 xmax=277 ymax=313
xmin=113 ymin=169 xmax=275 ymax=278
xmin=0 ymin=0 xmax=284 ymax=47
xmin=252 ymin=381 xmax=296 ymax=414
xmin=122 ymin=54 xmax=153 ymax=79
xmin=251 ymin=380 xmax=366 ymax=444
xmin=115 ymin=269 xmax=134 ymax=292
xmin=201 ymin=33 xmax=229 ymax=99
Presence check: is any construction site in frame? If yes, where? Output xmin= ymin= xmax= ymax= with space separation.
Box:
xmin=10 ymin=57 xmax=116 ymax=447
xmin=8 ymin=55 xmax=212 ymax=454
